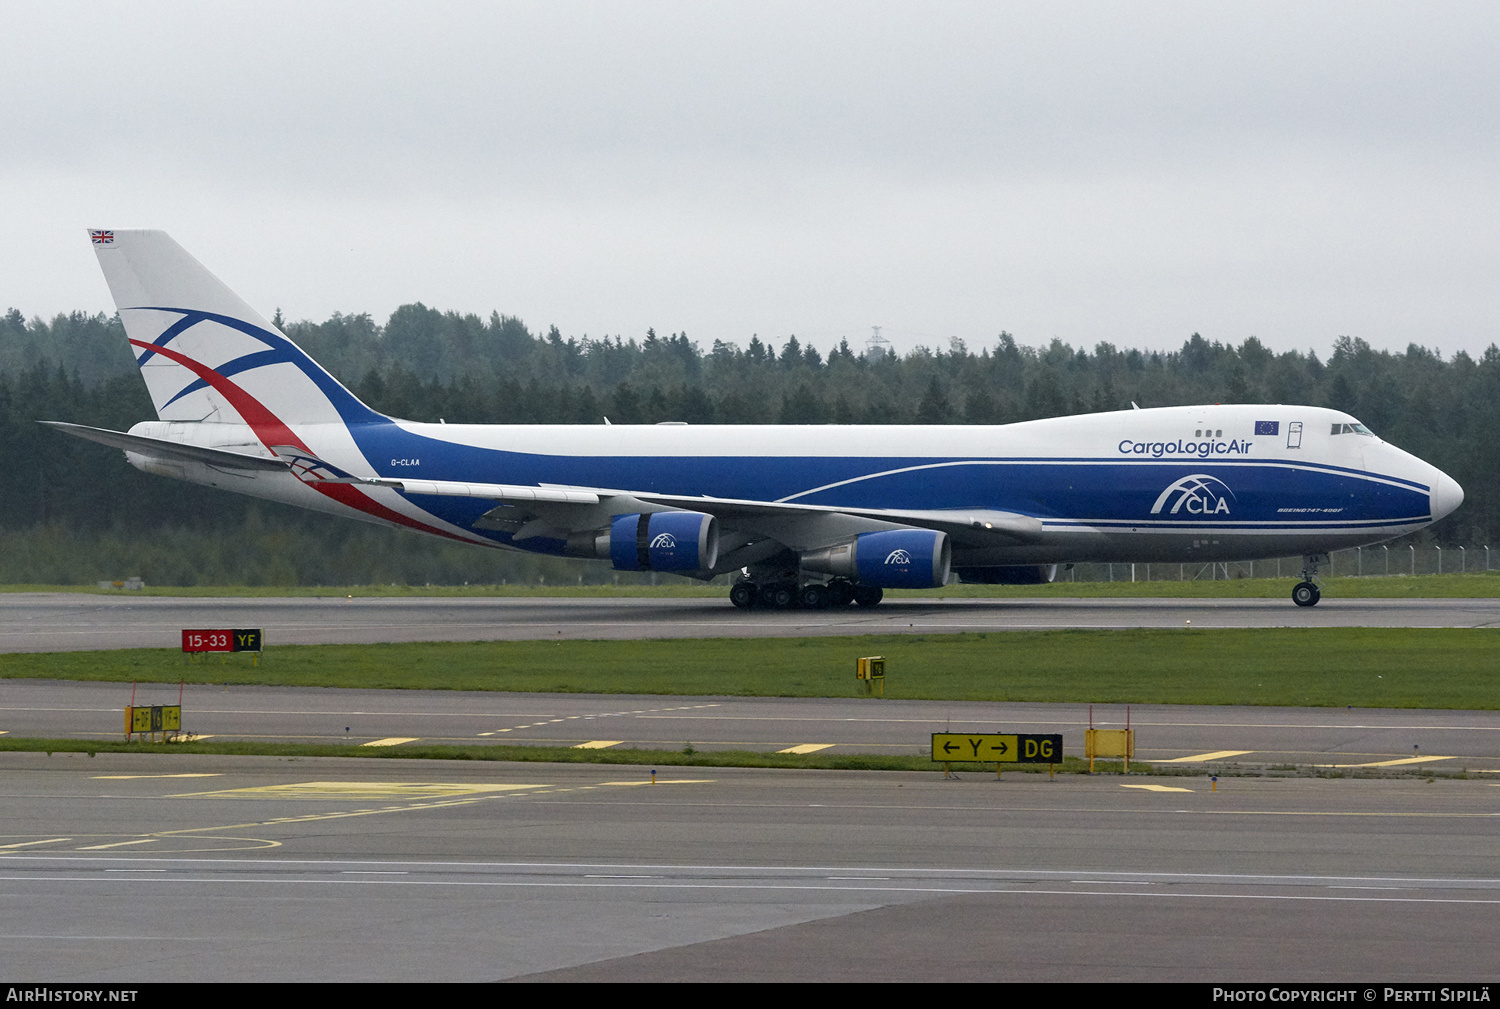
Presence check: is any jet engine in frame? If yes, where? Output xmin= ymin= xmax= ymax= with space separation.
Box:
xmin=800 ymin=529 xmax=951 ymax=589
xmin=597 ymin=511 xmax=719 ymax=573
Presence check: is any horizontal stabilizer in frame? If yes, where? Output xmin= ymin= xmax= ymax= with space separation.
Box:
xmin=41 ymin=421 xmax=290 ymax=472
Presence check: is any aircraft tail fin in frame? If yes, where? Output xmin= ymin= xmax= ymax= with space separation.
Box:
xmin=88 ymin=229 xmax=381 ymax=427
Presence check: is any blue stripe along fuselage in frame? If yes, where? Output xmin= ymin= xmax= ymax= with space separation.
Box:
xmin=342 ymin=419 xmax=1432 ymax=550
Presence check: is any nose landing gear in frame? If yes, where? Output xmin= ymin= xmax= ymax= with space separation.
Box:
xmin=1291 ymin=581 xmax=1321 ymax=607
xmin=1292 ymin=553 xmax=1329 ymax=607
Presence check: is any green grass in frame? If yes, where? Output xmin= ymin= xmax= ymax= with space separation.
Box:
xmin=0 ymin=735 xmax=1106 ymax=773
xmin=917 ymin=572 xmax=1500 ymax=599
xmin=5 ymin=628 xmax=1498 ymax=708
xmin=0 ymin=582 xmax=727 ymax=598
xmin=9 ymin=571 xmax=1500 ymax=598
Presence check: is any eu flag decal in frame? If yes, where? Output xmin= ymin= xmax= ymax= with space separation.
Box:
xmin=1254 ymin=421 xmax=1279 ymax=436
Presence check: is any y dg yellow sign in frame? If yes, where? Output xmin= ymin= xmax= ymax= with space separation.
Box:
xmin=931 ymin=733 xmax=1062 ymax=763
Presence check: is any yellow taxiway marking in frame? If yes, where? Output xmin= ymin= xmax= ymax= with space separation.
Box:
xmin=361 ymin=737 xmax=419 ymax=747
xmin=1328 ymin=756 xmax=1457 ymax=768
xmin=173 ymin=781 xmax=548 ymax=800
xmin=1120 ymin=784 xmax=1194 ymax=793
xmin=110 ymin=776 xmax=720 ymax=851
xmin=74 ymin=839 xmax=158 ymax=850
xmin=0 ymin=838 xmax=70 ymax=849
xmin=93 ymin=773 xmax=223 ymax=780
xmin=572 ymin=740 xmax=624 ymax=749
xmin=1148 ymin=750 xmax=1254 ymax=763
xmin=779 ymin=743 xmax=835 ymax=754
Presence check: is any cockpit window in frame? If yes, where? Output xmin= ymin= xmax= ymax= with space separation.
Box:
xmin=1330 ymin=422 xmax=1375 ymax=437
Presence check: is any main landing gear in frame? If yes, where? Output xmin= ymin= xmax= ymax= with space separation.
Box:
xmin=1292 ymin=553 xmax=1329 ymax=607
xmin=729 ymin=577 xmax=882 ymax=610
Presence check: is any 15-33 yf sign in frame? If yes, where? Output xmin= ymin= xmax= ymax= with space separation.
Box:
xmin=931 ymin=733 xmax=1062 ymax=763
xmin=182 ymin=628 xmax=262 ymax=653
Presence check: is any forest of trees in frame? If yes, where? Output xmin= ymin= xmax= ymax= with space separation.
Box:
xmin=1 ymin=303 xmax=1493 ymax=585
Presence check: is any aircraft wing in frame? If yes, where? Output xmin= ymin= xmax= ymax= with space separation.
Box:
xmin=625 ymin=491 xmax=1043 ymax=541
xmin=363 ymin=475 xmax=1044 ymax=548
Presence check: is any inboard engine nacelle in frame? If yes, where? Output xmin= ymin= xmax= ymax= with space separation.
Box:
xmin=598 ymin=511 xmax=720 ymax=573
xmin=800 ymin=529 xmax=952 ymax=589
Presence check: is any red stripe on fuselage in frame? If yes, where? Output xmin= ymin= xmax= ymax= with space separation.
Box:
xmin=127 ymin=338 xmax=477 ymax=543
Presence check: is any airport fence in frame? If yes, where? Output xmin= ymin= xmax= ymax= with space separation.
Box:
xmin=1066 ymin=544 xmax=1494 ymax=583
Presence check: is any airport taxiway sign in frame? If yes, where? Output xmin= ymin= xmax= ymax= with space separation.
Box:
xmin=931 ymin=733 xmax=1062 ymax=763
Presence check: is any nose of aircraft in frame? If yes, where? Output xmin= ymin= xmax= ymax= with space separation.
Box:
xmin=1430 ymin=469 xmax=1465 ymax=522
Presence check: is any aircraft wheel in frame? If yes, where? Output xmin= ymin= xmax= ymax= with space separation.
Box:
xmin=763 ymin=583 xmax=797 ymax=609
xmin=852 ymin=585 xmax=884 ymax=608
xmin=800 ymin=583 xmax=831 ymax=610
xmin=729 ymin=582 xmax=757 ymax=610
xmin=1292 ymin=581 xmax=1321 ymax=607
xmin=827 ymin=579 xmax=855 ymax=606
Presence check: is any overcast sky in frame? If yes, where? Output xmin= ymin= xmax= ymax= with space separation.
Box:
xmin=3 ymin=2 xmax=1498 ymax=359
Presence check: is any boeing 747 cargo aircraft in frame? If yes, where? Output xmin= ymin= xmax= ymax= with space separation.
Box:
xmin=47 ymin=229 xmax=1463 ymax=608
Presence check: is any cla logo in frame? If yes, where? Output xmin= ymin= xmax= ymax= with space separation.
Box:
xmin=884 ymin=549 xmax=913 ymax=565
xmin=1150 ymin=474 xmax=1235 ymax=516
xmin=649 ymin=532 xmax=677 ymax=549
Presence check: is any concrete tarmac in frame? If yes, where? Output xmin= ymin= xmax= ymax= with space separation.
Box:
xmin=3 ymin=680 xmax=1498 ymax=773
xmin=0 ymin=753 xmax=1494 ymax=982
xmin=5 ymin=592 xmax=1500 ymax=652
